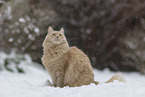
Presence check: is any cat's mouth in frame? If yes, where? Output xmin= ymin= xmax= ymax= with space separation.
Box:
xmin=55 ymin=38 xmax=60 ymax=41
xmin=53 ymin=39 xmax=61 ymax=44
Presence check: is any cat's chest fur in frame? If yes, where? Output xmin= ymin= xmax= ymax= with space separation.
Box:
xmin=42 ymin=44 xmax=69 ymax=73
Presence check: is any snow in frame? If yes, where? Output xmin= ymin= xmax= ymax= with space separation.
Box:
xmin=126 ymin=41 xmax=136 ymax=49
xmin=8 ymin=37 xmax=14 ymax=42
xmin=5 ymin=6 xmax=13 ymax=20
xmin=0 ymin=0 xmax=4 ymax=4
xmin=28 ymin=34 xmax=35 ymax=40
xmin=34 ymin=27 xmax=40 ymax=33
xmin=0 ymin=53 xmax=145 ymax=97
xmin=18 ymin=18 xmax=26 ymax=23
xmin=24 ymin=27 xmax=29 ymax=34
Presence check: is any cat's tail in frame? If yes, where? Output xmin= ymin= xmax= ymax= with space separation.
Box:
xmin=93 ymin=73 xmax=126 ymax=85
xmin=105 ymin=73 xmax=126 ymax=83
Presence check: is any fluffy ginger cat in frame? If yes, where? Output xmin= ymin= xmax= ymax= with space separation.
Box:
xmin=42 ymin=26 xmax=125 ymax=87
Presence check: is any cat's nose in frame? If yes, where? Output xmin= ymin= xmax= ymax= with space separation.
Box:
xmin=56 ymin=36 xmax=59 ymax=39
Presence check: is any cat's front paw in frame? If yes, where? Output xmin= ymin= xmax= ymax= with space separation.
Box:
xmin=44 ymin=79 xmax=53 ymax=86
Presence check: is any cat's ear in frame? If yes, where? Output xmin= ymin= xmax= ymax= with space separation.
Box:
xmin=48 ymin=26 xmax=54 ymax=34
xmin=60 ymin=27 xmax=64 ymax=34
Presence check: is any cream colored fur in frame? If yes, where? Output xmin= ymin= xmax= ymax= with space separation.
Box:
xmin=42 ymin=26 xmax=126 ymax=87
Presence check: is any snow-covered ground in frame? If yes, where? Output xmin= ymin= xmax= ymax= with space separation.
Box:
xmin=0 ymin=63 xmax=145 ymax=97
xmin=0 ymin=52 xmax=145 ymax=97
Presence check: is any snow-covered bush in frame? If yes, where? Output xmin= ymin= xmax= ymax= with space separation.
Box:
xmin=0 ymin=0 xmax=145 ymax=73
xmin=0 ymin=0 xmax=57 ymax=63
xmin=0 ymin=51 xmax=36 ymax=73
xmin=119 ymin=29 xmax=145 ymax=74
xmin=55 ymin=0 xmax=145 ymax=73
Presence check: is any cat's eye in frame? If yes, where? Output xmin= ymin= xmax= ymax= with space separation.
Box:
xmin=59 ymin=34 xmax=62 ymax=36
xmin=52 ymin=34 xmax=55 ymax=36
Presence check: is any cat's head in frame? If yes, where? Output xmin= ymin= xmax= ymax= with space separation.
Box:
xmin=44 ymin=26 xmax=67 ymax=45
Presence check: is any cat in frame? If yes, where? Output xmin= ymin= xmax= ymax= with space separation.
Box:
xmin=42 ymin=26 xmax=126 ymax=87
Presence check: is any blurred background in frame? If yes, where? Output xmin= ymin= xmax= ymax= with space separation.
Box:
xmin=0 ymin=0 xmax=145 ymax=74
